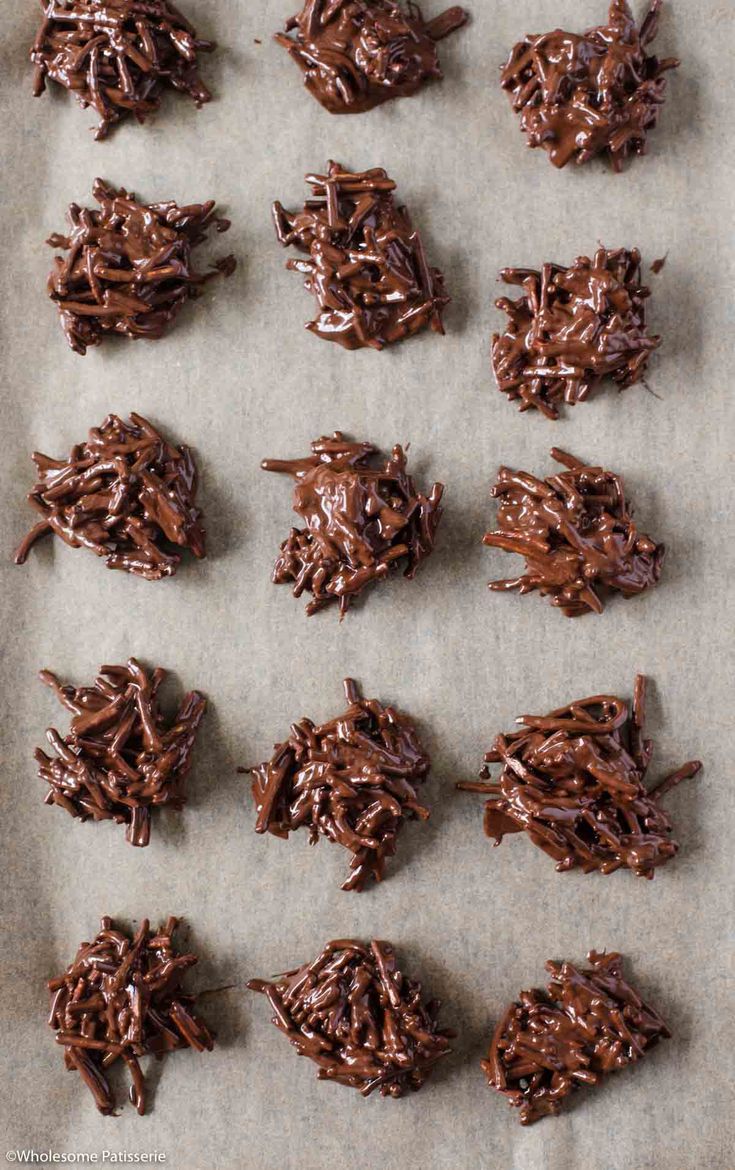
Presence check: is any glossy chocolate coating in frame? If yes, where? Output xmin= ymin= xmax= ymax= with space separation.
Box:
xmin=48 ymin=916 xmax=214 ymax=1115
xmin=248 ymin=938 xmax=452 ymax=1095
xmin=273 ymin=162 xmax=448 ymax=350
xmin=262 ymin=431 xmax=443 ymax=616
xmin=483 ymin=447 xmax=664 ymax=617
xmin=35 ymin=659 xmax=206 ymax=846
xmin=492 ymin=248 xmax=661 ymax=419
xmin=31 ymin=0 xmax=215 ymax=140
xmin=14 ymin=413 xmax=206 ymax=580
xmin=458 ymin=675 xmax=701 ymax=878
xmin=501 ymin=0 xmax=679 ymax=171
xmin=47 ymin=178 xmax=235 ymax=354
xmin=275 ymin=0 xmax=468 ymax=114
xmin=483 ymin=951 xmax=669 ymax=1124
xmin=249 ymin=678 xmax=430 ymax=891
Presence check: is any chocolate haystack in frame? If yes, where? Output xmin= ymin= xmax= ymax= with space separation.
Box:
xmin=483 ymin=448 xmax=664 ymax=617
xmin=483 ymin=951 xmax=669 ymax=1124
xmin=501 ymin=0 xmax=679 ymax=171
xmin=273 ymin=161 xmax=448 ymax=350
xmin=262 ymin=431 xmax=443 ymax=616
xmin=275 ymin=0 xmax=468 ymax=114
xmin=458 ymin=675 xmax=701 ymax=878
xmin=492 ymin=248 xmax=661 ymax=419
xmin=31 ymin=0 xmax=216 ymax=140
xmin=248 ymin=938 xmax=452 ymax=1095
xmin=249 ymin=678 xmax=430 ymax=891
xmin=35 ymin=659 xmax=206 ymax=846
xmin=48 ymin=916 xmax=214 ymax=1115
xmin=14 ymin=413 xmax=206 ymax=580
xmin=47 ymin=178 xmax=235 ymax=354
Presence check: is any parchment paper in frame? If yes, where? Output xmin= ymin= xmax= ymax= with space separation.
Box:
xmin=1 ymin=2 xmax=733 ymax=1168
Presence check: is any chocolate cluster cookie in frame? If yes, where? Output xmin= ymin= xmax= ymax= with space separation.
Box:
xmin=484 ymin=952 xmax=669 ymax=1124
xmin=501 ymin=1 xmax=679 ymax=170
xmin=249 ymin=938 xmax=453 ymax=1096
xmin=15 ymin=413 xmax=206 ymax=580
xmin=273 ymin=162 xmax=448 ymax=349
xmin=262 ymin=431 xmax=443 ymax=616
xmin=458 ymin=675 xmax=701 ymax=878
xmin=47 ymin=179 xmax=234 ymax=354
xmin=275 ymin=0 xmax=467 ymax=113
xmin=48 ymin=916 xmax=214 ymax=1115
xmin=492 ymin=248 xmax=660 ymax=419
xmin=249 ymin=678 xmax=430 ymax=891
xmin=484 ymin=448 xmax=664 ymax=616
xmin=31 ymin=0 xmax=216 ymax=139
xmin=36 ymin=659 xmax=206 ymax=846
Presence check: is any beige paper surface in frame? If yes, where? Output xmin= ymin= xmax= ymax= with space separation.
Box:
xmin=1 ymin=2 xmax=733 ymax=1168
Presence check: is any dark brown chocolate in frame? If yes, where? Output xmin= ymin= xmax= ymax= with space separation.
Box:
xmin=501 ymin=1 xmax=679 ymax=171
xmin=35 ymin=659 xmax=206 ymax=846
xmin=48 ymin=916 xmax=214 ymax=1115
xmin=458 ymin=675 xmax=701 ymax=878
xmin=31 ymin=0 xmax=215 ymax=140
xmin=249 ymin=678 xmax=430 ymax=891
xmin=275 ymin=0 xmax=468 ymax=114
xmin=47 ymin=178 xmax=235 ymax=354
xmin=483 ymin=448 xmax=664 ymax=617
xmin=492 ymin=248 xmax=661 ymax=419
xmin=483 ymin=951 xmax=669 ymax=1124
xmin=248 ymin=938 xmax=452 ymax=1095
xmin=273 ymin=161 xmax=448 ymax=350
xmin=262 ymin=431 xmax=443 ymax=616
xmin=14 ymin=413 xmax=206 ymax=580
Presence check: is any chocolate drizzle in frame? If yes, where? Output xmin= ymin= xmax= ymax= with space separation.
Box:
xmin=492 ymin=248 xmax=661 ymax=419
xmin=48 ymin=916 xmax=214 ymax=1115
xmin=275 ymin=0 xmax=468 ymax=114
xmin=248 ymin=938 xmax=452 ymax=1095
xmin=483 ymin=952 xmax=670 ymax=1124
xmin=14 ymin=413 xmax=206 ymax=580
xmin=35 ymin=659 xmax=206 ymax=847
xmin=47 ymin=178 xmax=235 ymax=354
xmin=249 ymin=678 xmax=430 ymax=891
xmin=458 ymin=675 xmax=701 ymax=878
xmin=262 ymin=431 xmax=443 ymax=616
xmin=483 ymin=448 xmax=664 ymax=616
xmin=31 ymin=0 xmax=216 ymax=140
xmin=501 ymin=0 xmax=679 ymax=171
xmin=273 ymin=162 xmax=449 ymax=350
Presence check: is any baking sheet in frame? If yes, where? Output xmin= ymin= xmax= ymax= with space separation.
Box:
xmin=1 ymin=2 xmax=733 ymax=1167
